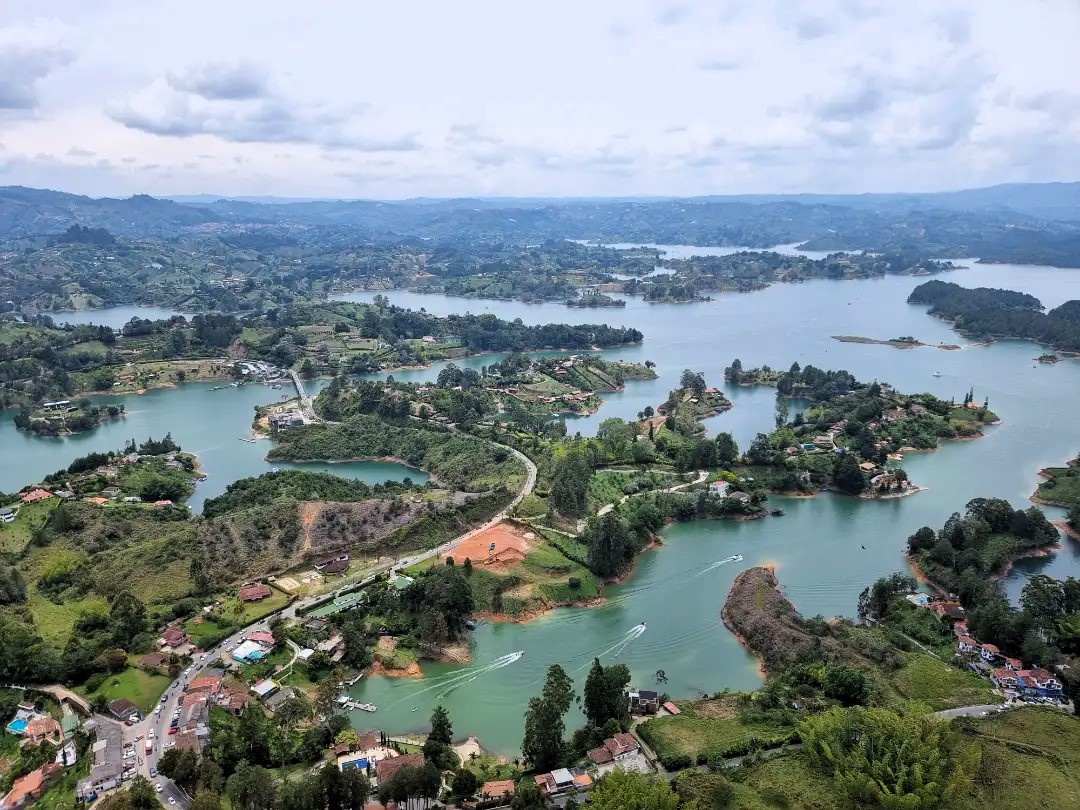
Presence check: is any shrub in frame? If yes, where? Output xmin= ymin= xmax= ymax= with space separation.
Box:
xmin=84 ymin=672 xmax=107 ymax=692
xmin=568 ymin=576 xmax=581 ymax=589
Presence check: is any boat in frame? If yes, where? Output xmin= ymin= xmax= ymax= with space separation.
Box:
xmin=933 ymin=371 xmax=941 ymax=377
xmin=770 ymin=508 xmax=785 ymax=516
xmin=238 ymin=437 xmax=256 ymax=443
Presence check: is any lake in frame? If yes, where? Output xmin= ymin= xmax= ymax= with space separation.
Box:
xmin=7 ymin=254 xmax=1080 ymax=753
xmin=45 ymin=305 xmax=193 ymax=329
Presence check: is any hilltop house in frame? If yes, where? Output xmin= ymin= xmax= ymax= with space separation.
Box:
xmin=587 ymin=733 xmax=641 ymax=774
xmin=1016 ymin=668 xmax=1063 ymax=697
xmin=159 ymin=626 xmax=189 ymax=650
xmin=956 ymin=636 xmax=978 ymax=654
xmin=1 ymin=763 xmax=61 ymax=809
xmin=0 ymin=507 xmax=14 ymax=524
xmin=980 ymin=643 xmax=1001 ymax=662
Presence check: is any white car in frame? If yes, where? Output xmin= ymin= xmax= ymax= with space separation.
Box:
xmin=168 ymin=798 xmax=177 ymax=806
xmin=154 ymin=707 xmax=161 ymax=715
xmin=148 ymin=729 xmax=155 ymax=739
xmin=156 ymin=784 xmax=163 ymax=793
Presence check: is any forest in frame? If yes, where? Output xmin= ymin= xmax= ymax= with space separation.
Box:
xmin=909 ymin=280 xmax=1080 ymax=352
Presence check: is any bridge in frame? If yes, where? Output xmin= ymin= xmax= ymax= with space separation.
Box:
xmin=288 ymin=369 xmax=318 ymax=422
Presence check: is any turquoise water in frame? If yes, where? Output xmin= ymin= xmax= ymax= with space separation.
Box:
xmin=7 ymin=253 xmax=1080 ymax=753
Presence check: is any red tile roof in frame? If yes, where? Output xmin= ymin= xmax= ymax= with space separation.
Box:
xmin=375 ymin=752 xmax=423 ymax=783
xmin=239 ymin=584 xmax=273 ymax=601
xmin=587 ymin=746 xmax=614 ymax=764
xmin=20 ymin=489 xmax=52 ymax=503
xmin=482 ymin=779 xmax=517 ymax=798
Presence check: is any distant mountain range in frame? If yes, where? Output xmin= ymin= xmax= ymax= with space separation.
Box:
xmin=2 ymin=182 xmax=1080 ymax=263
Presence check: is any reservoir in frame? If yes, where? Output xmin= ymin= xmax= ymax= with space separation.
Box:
xmin=6 ymin=253 xmax=1080 ymax=753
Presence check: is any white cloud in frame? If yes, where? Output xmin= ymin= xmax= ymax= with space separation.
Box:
xmin=0 ymin=0 xmax=1076 ymax=197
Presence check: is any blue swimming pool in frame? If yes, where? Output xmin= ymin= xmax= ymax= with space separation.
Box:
xmin=6 ymin=718 xmax=28 ymax=734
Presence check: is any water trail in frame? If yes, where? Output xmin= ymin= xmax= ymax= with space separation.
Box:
xmin=611 ymin=622 xmax=647 ymax=658
xmin=580 ymin=623 xmax=647 ymax=669
xmin=436 ymin=650 xmax=524 ymax=698
xmin=694 ymin=554 xmax=744 ymax=577
xmin=384 ymin=652 xmax=524 ymax=709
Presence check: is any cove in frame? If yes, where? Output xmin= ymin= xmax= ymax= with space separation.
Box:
xmin=0 ymin=380 xmax=427 ymax=512
xmin=45 ymin=305 xmax=194 ymax=329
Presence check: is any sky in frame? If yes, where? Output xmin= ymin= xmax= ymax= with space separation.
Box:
xmin=0 ymin=0 xmax=1078 ymax=200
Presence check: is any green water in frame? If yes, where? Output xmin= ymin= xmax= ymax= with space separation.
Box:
xmin=7 ymin=255 xmax=1080 ymax=753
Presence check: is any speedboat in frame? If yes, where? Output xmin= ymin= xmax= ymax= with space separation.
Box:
xmin=933 ymin=371 xmax=941 ymax=377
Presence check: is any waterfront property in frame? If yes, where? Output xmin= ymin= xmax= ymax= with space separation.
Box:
xmin=628 ymin=689 xmax=660 ymax=715
xmin=449 ymin=520 xmax=532 ymax=566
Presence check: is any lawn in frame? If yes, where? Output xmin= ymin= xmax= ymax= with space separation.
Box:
xmin=0 ymin=497 xmax=58 ymax=554
xmin=462 ymin=753 xmax=523 ymax=784
xmin=34 ymin=757 xmax=90 ymax=810
xmin=1035 ymin=463 xmax=1080 ymax=506
xmin=639 ymin=695 xmax=796 ymax=765
xmin=78 ymin=665 xmax=171 ymax=713
xmin=885 ymin=653 xmax=998 ymax=711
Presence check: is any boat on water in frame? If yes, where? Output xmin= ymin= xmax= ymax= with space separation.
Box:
xmin=770 ymin=508 xmax=785 ymax=516
xmin=238 ymin=437 xmax=256 ymax=443
xmin=933 ymin=371 xmax=942 ymax=377
xmin=731 ymin=554 xmax=744 ymax=562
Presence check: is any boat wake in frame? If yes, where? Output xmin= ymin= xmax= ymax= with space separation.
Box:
xmin=695 ymin=554 xmax=744 ymax=576
xmin=581 ymin=623 xmax=647 ymax=668
xmin=384 ymin=651 xmax=525 ymax=709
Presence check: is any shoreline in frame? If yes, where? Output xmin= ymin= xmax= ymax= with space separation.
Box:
xmin=1052 ymin=521 xmax=1080 ymax=542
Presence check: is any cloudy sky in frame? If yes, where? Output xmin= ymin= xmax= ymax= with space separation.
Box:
xmin=0 ymin=0 xmax=1077 ymax=199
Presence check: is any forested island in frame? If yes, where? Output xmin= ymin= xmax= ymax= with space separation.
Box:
xmin=909 ymin=280 xmax=1080 ymax=352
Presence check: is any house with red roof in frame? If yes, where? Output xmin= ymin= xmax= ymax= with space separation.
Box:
xmin=20 ymin=489 xmax=52 ymax=504
xmin=980 ymin=642 xmax=1001 ymax=662
xmin=239 ymin=583 xmax=273 ymax=602
xmin=1004 ymin=657 xmax=1023 ymax=671
xmin=159 ymin=626 xmax=189 ymax=649
xmin=246 ymin=630 xmax=275 ymax=646
xmin=375 ymin=752 xmax=424 ymax=784
xmin=956 ymin=635 xmax=978 ymax=654
xmin=991 ymin=668 xmax=1018 ymax=690
xmin=1016 ymin=668 xmax=1063 ymax=697
xmin=1 ymin=763 xmax=61 ymax=809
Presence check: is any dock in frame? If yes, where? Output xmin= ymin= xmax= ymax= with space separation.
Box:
xmin=337 ymin=696 xmax=376 ymax=712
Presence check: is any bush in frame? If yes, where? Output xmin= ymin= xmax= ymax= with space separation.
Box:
xmin=568 ymin=576 xmax=581 ymax=589
xmin=84 ymin=672 xmax=107 ymax=692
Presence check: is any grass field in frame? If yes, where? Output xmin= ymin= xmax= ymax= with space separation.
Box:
xmin=0 ymin=497 xmax=58 ymax=554
xmin=78 ymin=665 xmax=171 ymax=713
xmin=729 ymin=752 xmax=843 ymax=810
xmin=183 ymin=590 xmax=290 ymax=645
xmin=640 ymin=695 xmax=796 ymax=764
xmin=967 ymin=707 xmax=1080 ymax=807
xmin=28 ymin=590 xmax=110 ymax=645
xmin=884 ymin=653 xmax=999 ymax=711
xmin=1035 ymin=463 xmax=1080 ymax=505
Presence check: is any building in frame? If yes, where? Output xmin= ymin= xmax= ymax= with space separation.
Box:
xmin=269 ymin=411 xmax=306 ymax=430
xmin=186 ymin=675 xmax=223 ymax=698
xmin=1004 ymin=657 xmax=1024 ymax=671
xmin=23 ymin=716 xmax=63 ymax=747
xmin=317 ymin=634 xmax=343 ymax=654
xmin=20 ymin=489 xmax=51 ymax=504
xmin=448 ymin=521 xmax=531 ymax=566
xmin=662 ymin=701 xmax=681 ymax=715
xmin=78 ymin=716 xmax=125 ymax=799
xmin=980 ymin=643 xmax=1001 ymax=662
xmin=251 ymin=680 xmax=278 ymax=700
xmin=159 ymin=627 xmax=189 ymax=649
xmin=482 ymin=779 xmax=517 ymax=800
xmin=628 ymin=690 xmax=660 ymax=715
xmin=375 ymin=752 xmax=424 ymax=785
xmin=0 ymin=507 xmax=14 ymax=524
xmin=991 ymin=668 xmax=1019 ymax=690
xmin=1016 ymin=668 xmax=1063 ymax=697
xmin=5 ymin=703 xmax=42 ymax=736
xmin=587 ymin=746 xmax=614 ymax=766
xmin=101 ymin=487 xmax=121 ymax=499
xmin=956 ymin=636 xmax=978 ymax=654
xmin=140 ymin=652 xmax=166 ymax=669
xmin=708 ymin=481 xmax=729 ymax=496
xmin=108 ymin=699 xmax=139 ymax=721
xmin=232 ymin=640 xmax=271 ymax=663
xmin=315 ymin=554 xmax=350 ymax=575
xmin=239 ymin=583 xmax=273 ymax=602
xmin=1 ymin=763 xmax=61 ymax=809
xmin=246 ymin=631 xmax=276 ymax=646
xmin=533 ymin=768 xmax=576 ymax=796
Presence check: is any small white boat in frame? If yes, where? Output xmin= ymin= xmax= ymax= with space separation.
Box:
xmin=933 ymin=371 xmax=941 ymax=377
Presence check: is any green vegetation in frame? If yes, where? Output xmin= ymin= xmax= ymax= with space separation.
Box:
xmin=911 ymin=279 xmax=1080 ymax=352
xmin=1034 ymin=453 xmax=1080 ymax=506
xmin=78 ymin=663 xmax=170 ymax=712
xmin=639 ymin=695 xmax=797 ymax=767
xmin=267 ymin=415 xmax=524 ymax=491
xmin=202 ymin=470 xmax=417 ymax=518
xmin=0 ymin=496 xmax=58 ymax=554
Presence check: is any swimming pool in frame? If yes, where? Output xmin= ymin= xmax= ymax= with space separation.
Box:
xmin=6 ymin=718 xmax=28 ymax=734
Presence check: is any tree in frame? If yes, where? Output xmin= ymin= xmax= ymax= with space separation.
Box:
xmin=109 ymin=589 xmax=147 ymax=647
xmin=227 ymin=762 xmax=278 ymax=810
xmin=679 ymin=369 xmax=706 ymax=395
xmin=190 ymin=793 xmax=224 ymax=810
xmin=451 ymin=768 xmax=480 ymax=799
xmin=128 ymin=775 xmax=160 ymax=809
xmin=429 ymin=704 xmax=452 ymax=744
xmin=583 ymin=659 xmax=631 ymax=728
xmin=522 ymin=664 xmax=575 ymax=771
xmin=586 ymin=512 xmax=631 ymax=578
xmin=714 ymin=432 xmax=738 ymax=466
xmin=832 ymin=453 xmax=865 ymax=495
xmin=823 ymin=663 xmax=869 ymax=706
xmin=907 ymin=526 xmax=937 ymax=553
xmin=510 ymin=779 xmax=550 ymax=810
xmin=588 ymin=770 xmax=678 ymax=810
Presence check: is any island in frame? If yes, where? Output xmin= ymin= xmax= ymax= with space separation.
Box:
xmin=13 ymin=398 xmax=124 ymax=437
xmin=908 ymin=279 xmax=1080 ymax=353
xmin=832 ymin=334 xmax=963 ymax=350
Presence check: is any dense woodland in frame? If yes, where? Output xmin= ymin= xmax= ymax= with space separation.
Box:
xmin=909 ymin=280 xmax=1080 ymax=352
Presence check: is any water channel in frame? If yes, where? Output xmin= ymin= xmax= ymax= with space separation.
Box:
xmin=6 ymin=251 xmax=1080 ymax=753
